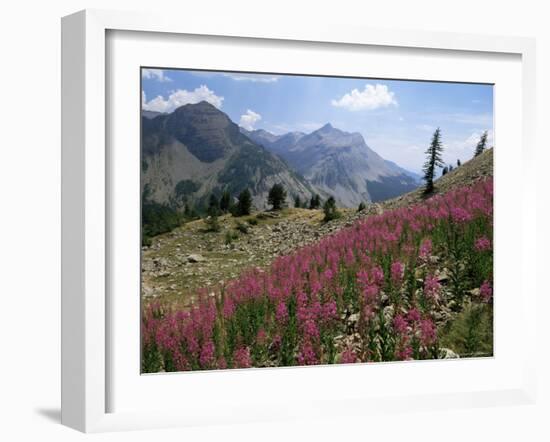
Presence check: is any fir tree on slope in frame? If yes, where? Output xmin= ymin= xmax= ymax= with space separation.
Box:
xmin=475 ymin=131 xmax=488 ymax=157
xmin=423 ymin=128 xmax=445 ymax=194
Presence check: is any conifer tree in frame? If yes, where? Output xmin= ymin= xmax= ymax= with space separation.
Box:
xmin=422 ymin=128 xmax=444 ymax=194
xmin=309 ymin=194 xmax=321 ymax=209
xmin=475 ymin=131 xmax=488 ymax=157
xmin=268 ymin=184 xmax=287 ymax=211
xmin=208 ymin=194 xmax=220 ymax=217
xmin=235 ymin=189 xmax=252 ymax=217
xmin=323 ymin=196 xmax=340 ymax=222
xmin=220 ymin=189 xmax=232 ymax=213
xmin=294 ymin=195 xmax=302 ymax=208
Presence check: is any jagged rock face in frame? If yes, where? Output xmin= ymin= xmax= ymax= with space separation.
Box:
xmin=245 ymin=124 xmax=420 ymax=206
xmin=141 ymin=101 xmax=315 ymax=211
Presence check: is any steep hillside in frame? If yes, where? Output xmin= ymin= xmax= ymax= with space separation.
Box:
xmin=245 ymin=124 xmax=419 ymax=206
xmin=141 ymin=102 xmax=315 ymax=211
xmin=142 ymin=148 xmax=493 ymax=305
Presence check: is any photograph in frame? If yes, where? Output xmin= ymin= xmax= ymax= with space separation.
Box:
xmin=140 ymin=68 xmax=494 ymax=373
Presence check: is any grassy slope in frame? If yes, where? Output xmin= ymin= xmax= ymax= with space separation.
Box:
xmin=142 ymin=149 xmax=493 ymax=307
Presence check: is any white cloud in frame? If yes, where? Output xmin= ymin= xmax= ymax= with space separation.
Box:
xmin=142 ymin=85 xmax=224 ymax=113
xmin=331 ymin=84 xmax=397 ymax=111
xmin=223 ymin=73 xmax=279 ymax=83
xmin=239 ymin=109 xmax=262 ymax=130
xmin=142 ymin=68 xmax=172 ymax=82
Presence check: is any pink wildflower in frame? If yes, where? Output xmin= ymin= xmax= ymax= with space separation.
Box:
xmin=275 ymin=301 xmax=288 ymax=323
xmin=199 ymin=340 xmax=215 ymax=368
xmin=322 ymin=300 xmax=338 ymax=321
xmin=233 ymin=347 xmax=252 ymax=368
xmin=419 ymin=238 xmax=432 ymax=260
xmin=391 ymin=261 xmax=404 ymax=284
xmin=475 ymin=236 xmax=492 ymax=252
xmin=480 ymin=280 xmax=493 ymax=302
xmin=297 ymin=342 xmax=318 ymax=365
xmin=393 ymin=314 xmax=408 ymax=335
xmin=397 ymin=346 xmax=413 ymax=360
xmin=407 ymin=308 xmax=421 ymax=323
xmin=424 ymin=274 xmax=441 ymax=300
xmin=419 ymin=318 xmax=437 ymax=346
xmin=341 ymin=348 xmax=357 ymax=364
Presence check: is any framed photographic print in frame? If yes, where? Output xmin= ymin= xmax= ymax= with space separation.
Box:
xmin=61 ymin=9 xmax=537 ymax=433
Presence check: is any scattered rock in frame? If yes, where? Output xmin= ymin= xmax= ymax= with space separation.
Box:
xmin=439 ymin=348 xmax=460 ymax=359
xmin=187 ymin=254 xmax=206 ymax=263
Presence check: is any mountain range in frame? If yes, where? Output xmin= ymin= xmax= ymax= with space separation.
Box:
xmin=141 ymin=101 xmax=420 ymax=211
xmin=243 ymin=124 xmax=420 ymax=206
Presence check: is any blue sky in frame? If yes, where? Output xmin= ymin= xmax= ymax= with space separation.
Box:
xmin=141 ymin=68 xmax=494 ymax=174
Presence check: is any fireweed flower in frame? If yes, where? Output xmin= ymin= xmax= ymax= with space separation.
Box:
xmin=475 ymin=236 xmax=492 ymax=252
xmin=199 ymin=340 xmax=215 ymax=368
xmin=341 ymin=348 xmax=357 ymax=364
xmin=397 ymin=346 xmax=413 ymax=360
xmin=275 ymin=301 xmax=288 ymax=323
xmin=424 ymin=274 xmax=441 ymax=301
xmin=233 ymin=347 xmax=252 ymax=368
xmin=419 ymin=238 xmax=432 ymax=260
xmin=393 ymin=314 xmax=408 ymax=335
xmin=141 ymin=178 xmax=493 ymax=371
xmin=322 ymin=300 xmax=338 ymax=322
xmin=217 ymin=356 xmax=227 ymax=370
xmin=302 ymin=319 xmax=320 ymax=340
xmin=407 ymin=308 xmax=421 ymax=324
xmin=391 ymin=261 xmax=404 ymax=284
xmin=419 ymin=319 xmax=437 ymax=346
xmin=297 ymin=342 xmax=318 ymax=366
xmin=480 ymin=281 xmax=493 ymax=302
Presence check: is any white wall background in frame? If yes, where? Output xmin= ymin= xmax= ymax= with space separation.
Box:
xmin=0 ymin=1 xmax=547 ymax=441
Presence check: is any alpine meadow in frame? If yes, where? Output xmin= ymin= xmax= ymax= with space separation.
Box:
xmin=140 ymin=69 xmax=494 ymax=372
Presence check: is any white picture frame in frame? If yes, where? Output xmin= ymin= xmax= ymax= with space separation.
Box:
xmin=61 ymin=9 xmax=538 ymax=433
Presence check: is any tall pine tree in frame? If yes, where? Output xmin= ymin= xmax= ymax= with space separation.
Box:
xmin=474 ymin=131 xmax=488 ymax=157
xmin=423 ymin=128 xmax=444 ymax=194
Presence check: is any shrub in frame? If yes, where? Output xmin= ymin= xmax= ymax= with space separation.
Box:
xmin=204 ymin=215 xmax=221 ymax=233
xmin=357 ymin=202 xmax=366 ymax=212
xmin=225 ymin=230 xmax=239 ymax=245
xmin=236 ymin=221 xmax=249 ymax=234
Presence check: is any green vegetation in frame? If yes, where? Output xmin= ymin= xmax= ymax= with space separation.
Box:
xmin=309 ymin=194 xmax=321 ymax=209
xmin=268 ymin=183 xmax=287 ymax=211
xmin=475 ymin=131 xmax=488 ymax=157
xmin=323 ymin=196 xmax=341 ymax=222
xmin=175 ymin=179 xmax=200 ymax=198
xmin=439 ymin=303 xmax=493 ymax=357
xmin=142 ymin=201 xmax=183 ymax=246
xmin=220 ymin=189 xmax=232 ymax=213
xmin=235 ymin=221 xmax=249 ymax=234
xmin=423 ymin=127 xmax=444 ymax=194
xmin=234 ymin=189 xmax=252 ymax=217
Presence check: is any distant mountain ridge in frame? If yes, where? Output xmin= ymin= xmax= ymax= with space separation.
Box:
xmin=141 ymin=102 xmax=315 ymax=211
xmin=243 ymin=124 xmax=420 ymax=206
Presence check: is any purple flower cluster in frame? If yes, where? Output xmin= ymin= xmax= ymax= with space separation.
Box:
xmin=142 ymin=178 xmax=493 ymax=372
